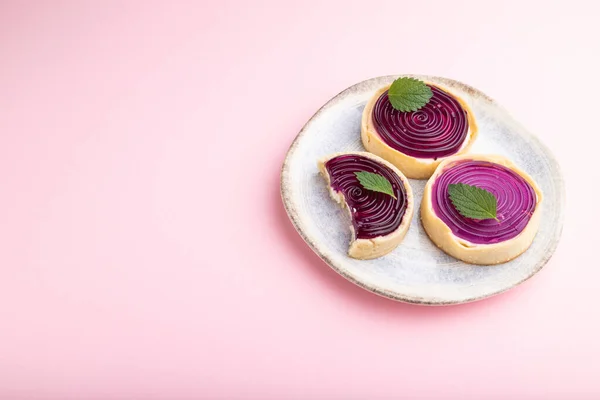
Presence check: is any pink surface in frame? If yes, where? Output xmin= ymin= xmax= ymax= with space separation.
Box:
xmin=0 ymin=1 xmax=595 ymax=399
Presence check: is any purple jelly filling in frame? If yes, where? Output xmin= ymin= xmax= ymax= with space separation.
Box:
xmin=432 ymin=160 xmax=537 ymax=244
xmin=325 ymin=154 xmax=408 ymax=239
xmin=372 ymin=85 xmax=469 ymax=159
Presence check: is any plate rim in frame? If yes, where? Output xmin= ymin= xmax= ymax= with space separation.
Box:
xmin=280 ymin=74 xmax=565 ymax=305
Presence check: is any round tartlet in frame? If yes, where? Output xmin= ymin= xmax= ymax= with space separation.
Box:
xmin=421 ymin=154 xmax=543 ymax=265
xmin=318 ymin=152 xmax=414 ymax=260
xmin=362 ymin=81 xmax=478 ymax=179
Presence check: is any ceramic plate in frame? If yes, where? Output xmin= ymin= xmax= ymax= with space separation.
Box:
xmin=280 ymin=75 xmax=564 ymax=305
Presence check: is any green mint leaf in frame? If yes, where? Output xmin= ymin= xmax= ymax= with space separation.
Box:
xmin=354 ymin=171 xmax=397 ymax=199
xmin=448 ymin=183 xmax=499 ymax=222
xmin=387 ymin=77 xmax=433 ymax=112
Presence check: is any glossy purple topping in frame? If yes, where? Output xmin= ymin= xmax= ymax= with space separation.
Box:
xmin=325 ymin=155 xmax=408 ymax=239
xmin=372 ymin=85 xmax=469 ymax=159
xmin=431 ymin=160 xmax=537 ymax=244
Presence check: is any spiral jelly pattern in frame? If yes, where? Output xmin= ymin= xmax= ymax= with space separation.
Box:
xmin=325 ymin=155 xmax=408 ymax=239
xmin=373 ymin=85 xmax=469 ymax=159
xmin=431 ymin=160 xmax=537 ymax=244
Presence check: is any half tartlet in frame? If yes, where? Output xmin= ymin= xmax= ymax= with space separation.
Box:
xmin=362 ymin=81 xmax=478 ymax=179
xmin=421 ymin=154 xmax=543 ymax=265
xmin=318 ymin=152 xmax=414 ymax=259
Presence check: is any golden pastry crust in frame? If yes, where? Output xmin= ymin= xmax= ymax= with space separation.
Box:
xmin=420 ymin=154 xmax=543 ymax=265
xmin=361 ymin=82 xmax=478 ymax=179
xmin=318 ymin=152 xmax=414 ymax=260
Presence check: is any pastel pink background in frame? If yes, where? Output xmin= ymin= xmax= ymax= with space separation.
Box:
xmin=0 ymin=1 xmax=596 ymax=399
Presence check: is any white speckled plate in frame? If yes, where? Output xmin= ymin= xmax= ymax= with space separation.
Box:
xmin=280 ymin=75 xmax=564 ymax=305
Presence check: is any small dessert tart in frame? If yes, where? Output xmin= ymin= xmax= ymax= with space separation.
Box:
xmin=362 ymin=81 xmax=478 ymax=179
xmin=318 ymin=152 xmax=414 ymax=260
xmin=421 ymin=154 xmax=543 ymax=265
